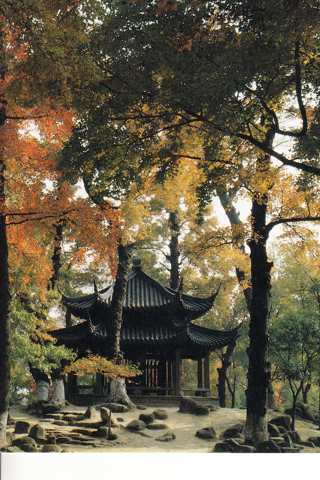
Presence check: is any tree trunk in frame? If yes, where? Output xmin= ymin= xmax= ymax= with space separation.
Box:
xmin=245 ymin=141 xmax=274 ymax=446
xmin=302 ymin=382 xmax=311 ymax=404
xmin=29 ymin=366 xmax=51 ymax=402
xmin=168 ymin=210 xmax=180 ymax=290
xmin=107 ymin=242 xmax=135 ymax=408
xmin=217 ymin=340 xmax=236 ymax=407
xmin=107 ymin=242 xmax=134 ymax=358
xmin=109 ymin=378 xmax=135 ymax=408
xmin=0 ymin=58 xmax=11 ymax=447
xmin=51 ymin=379 xmax=65 ymax=406
xmin=49 ymin=218 xmax=65 ymax=290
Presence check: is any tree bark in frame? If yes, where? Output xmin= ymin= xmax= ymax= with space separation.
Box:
xmin=0 ymin=49 xmax=11 ymax=447
xmin=245 ymin=138 xmax=274 ymax=445
xmin=49 ymin=218 xmax=65 ymax=290
xmin=167 ymin=210 xmax=180 ymax=290
xmin=107 ymin=242 xmax=134 ymax=358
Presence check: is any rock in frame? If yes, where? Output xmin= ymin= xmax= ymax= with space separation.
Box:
xmin=41 ymin=445 xmax=61 ymax=452
xmin=269 ymin=415 xmax=291 ymax=432
xmin=300 ymin=441 xmax=315 ymax=448
xmin=236 ymin=444 xmax=256 ymax=453
xmin=195 ymin=406 xmax=210 ymax=416
xmin=153 ymin=409 xmax=169 ymax=420
xmin=146 ymin=423 xmax=168 ymax=430
xmin=126 ymin=420 xmax=146 ymax=431
xmin=139 ymin=413 xmax=155 ymax=425
xmin=256 ymin=440 xmax=281 ymax=453
xmin=179 ymin=397 xmax=199 ymax=414
xmin=156 ymin=432 xmax=176 ymax=442
xmin=54 ymin=420 xmax=69 ymax=426
xmin=280 ymin=446 xmax=302 ymax=453
xmin=269 ymin=437 xmax=285 ymax=446
xmin=5 ymin=432 xmax=15 ymax=446
xmin=283 ymin=432 xmax=293 ymax=447
xmin=100 ymin=407 xmax=112 ymax=423
xmin=285 ymin=403 xmax=316 ymax=422
xmin=29 ymin=423 xmax=46 ymax=441
xmin=12 ymin=436 xmax=38 ymax=452
xmin=213 ymin=442 xmax=233 ymax=452
xmin=117 ymin=417 xmax=124 ymax=422
xmin=222 ymin=423 xmax=244 ymax=438
xmin=14 ymin=420 xmax=31 ymax=434
xmin=287 ymin=430 xmax=302 ymax=444
xmin=136 ymin=405 xmax=147 ymax=410
xmin=41 ymin=402 xmax=62 ymax=415
xmin=95 ymin=427 xmax=117 ymax=440
xmin=84 ymin=406 xmax=97 ymax=419
xmin=307 ymin=436 xmax=320 ymax=447
xmin=46 ymin=435 xmax=56 ymax=445
xmin=268 ymin=422 xmax=280 ymax=437
xmin=7 ymin=414 xmax=16 ymax=426
xmin=107 ymin=403 xmax=130 ymax=413
xmin=56 ymin=436 xmax=74 ymax=444
xmin=195 ymin=427 xmax=217 ymax=440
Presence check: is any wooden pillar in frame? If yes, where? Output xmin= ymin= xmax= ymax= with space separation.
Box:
xmin=204 ymin=352 xmax=210 ymax=397
xmin=174 ymin=349 xmax=182 ymax=396
xmin=197 ymin=358 xmax=203 ymax=389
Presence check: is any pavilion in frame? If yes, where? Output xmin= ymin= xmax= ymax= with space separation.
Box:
xmin=51 ymin=258 xmax=240 ymax=405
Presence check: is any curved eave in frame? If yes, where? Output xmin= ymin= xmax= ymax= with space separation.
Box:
xmin=186 ymin=323 xmax=241 ymax=349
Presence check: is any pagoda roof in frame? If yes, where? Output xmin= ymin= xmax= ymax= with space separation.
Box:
xmin=60 ymin=261 xmax=219 ymax=323
xmin=51 ymin=317 xmax=241 ymax=351
xmin=52 ymin=259 xmax=241 ymax=354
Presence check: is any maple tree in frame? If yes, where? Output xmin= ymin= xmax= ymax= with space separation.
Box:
xmin=0 ymin=0 xmax=110 ymax=447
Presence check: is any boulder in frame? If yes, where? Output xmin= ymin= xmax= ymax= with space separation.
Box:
xmin=222 ymin=423 xmax=244 ymax=438
xmin=287 ymin=430 xmax=302 ymax=444
xmin=256 ymin=440 xmax=281 ymax=453
xmin=84 ymin=406 xmax=97 ymax=419
xmin=126 ymin=420 xmax=146 ymax=431
xmin=41 ymin=445 xmax=61 ymax=452
xmin=29 ymin=423 xmax=46 ymax=442
xmin=195 ymin=427 xmax=217 ymax=440
xmin=95 ymin=427 xmax=117 ymax=440
xmin=236 ymin=444 xmax=256 ymax=453
xmin=179 ymin=397 xmax=199 ymax=414
xmin=46 ymin=435 xmax=56 ymax=445
xmin=213 ymin=442 xmax=233 ymax=452
xmin=107 ymin=403 xmax=130 ymax=413
xmin=285 ymin=403 xmax=316 ymax=422
xmin=153 ymin=409 xmax=168 ymax=420
xmin=156 ymin=432 xmax=176 ymax=442
xmin=12 ymin=436 xmax=38 ymax=452
xmin=136 ymin=405 xmax=147 ymax=410
xmin=139 ymin=413 xmax=155 ymax=425
xmin=14 ymin=420 xmax=31 ymax=434
xmin=307 ymin=436 xmax=320 ymax=447
xmin=100 ymin=407 xmax=112 ymax=423
xmin=268 ymin=422 xmax=280 ymax=437
xmin=269 ymin=415 xmax=291 ymax=431
xmin=195 ymin=406 xmax=210 ymax=416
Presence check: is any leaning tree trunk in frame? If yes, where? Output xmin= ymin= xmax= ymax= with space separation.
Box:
xmin=29 ymin=365 xmax=51 ymax=402
xmin=108 ymin=242 xmax=135 ymax=408
xmin=0 ymin=96 xmax=11 ymax=448
xmin=217 ymin=340 xmax=236 ymax=408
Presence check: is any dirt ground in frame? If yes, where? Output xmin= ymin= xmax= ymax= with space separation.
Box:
xmin=6 ymin=403 xmax=320 ymax=453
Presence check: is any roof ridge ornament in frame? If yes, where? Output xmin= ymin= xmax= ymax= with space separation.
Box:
xmin=132 ymin=257 xmax=142 ymax=270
